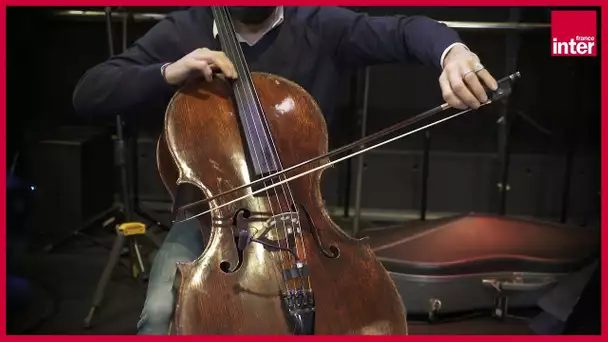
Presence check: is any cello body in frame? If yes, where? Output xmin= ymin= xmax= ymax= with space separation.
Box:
xmin=156 ymin=72 xmax=408 ymax=335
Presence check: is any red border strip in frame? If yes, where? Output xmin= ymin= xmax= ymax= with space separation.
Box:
xmin=1 ymin=1 xmax=606 ymax=6
xmin=0 ymin=1 xmax=605 ymax=340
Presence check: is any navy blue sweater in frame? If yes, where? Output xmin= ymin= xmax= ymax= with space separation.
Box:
xmin=72 ymin=6 xmax=462 ymax=124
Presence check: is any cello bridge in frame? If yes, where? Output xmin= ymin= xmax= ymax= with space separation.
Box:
xmin=263 ymin=212 xmax=301 ymax=239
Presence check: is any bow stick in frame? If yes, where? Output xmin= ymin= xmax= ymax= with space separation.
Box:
xmin=174 ymin=71 xmax=521 ymax=223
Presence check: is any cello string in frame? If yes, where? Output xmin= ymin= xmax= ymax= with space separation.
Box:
xmin=226 ymin=6 xmax=310 ymax=287
xmin=217 ymin=7 xmax=298 ymax=291
xmin=216 ymin=7 xmax=291 ymax=292
xmin=216 ymin=7 xmax=292 ymax=294
xmin=215 ymin=7 xmax=292 ymax=294
xmin=225 ymin=9 xmax=309 ymax=293
xmin=176 ymin=104 xmax=481 ymax=222
xmin=234 ymin=65 xmax=311 ymax=293
xmin=215 ymin=6 xmax=292 ymax=279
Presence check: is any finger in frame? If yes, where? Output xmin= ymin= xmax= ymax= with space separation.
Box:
xmin=190 ymin=60 xmax=213 ymax=82
xmin=197 ymin=47 xmax=211 ymax=54
xmin=439 ymin=72 xmax=466 ymax=109
xmin=475 ymin=68 xmax=498 ymax=91
xmin=207 ymin=52 xmax=238 ymax=79
xmin=192 ymin=47 xmax=210 ymax=58
xmin=463 ymin=68 xmax=489 ymax=104
xmin=207 ymin=62 xmax=219 ymax=72
xmin=193 ymin=49 xmax=237 ymax=79
xmin=206 ymin=62 xmax=232 ymax=80
xmin=205 ymin=55 xmax=236 ymax=79
xmin=449 ymin=66 xmax=480 ymax=109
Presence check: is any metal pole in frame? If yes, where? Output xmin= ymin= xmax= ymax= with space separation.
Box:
xmin=342 ymin=161 xmax=352 ymax=218
xmin=102 ymin=5 xmax=132 ymax=220
xmin=121 ymin=7 xmax=128 ymax=51
xmin=497 ymin=8 xmax=521 ymax=215
xmin=342 ymin=71 xmax=359 ymax=218
xmin=104 ymin=7 xmax=114 ymax=56
xmin=419 ymin=130 xmax=431 ymax=221
xmin=116 ymin=7 xmax=169 ymax=233
xmin=352 ymin=67 xmax=371 ymax=235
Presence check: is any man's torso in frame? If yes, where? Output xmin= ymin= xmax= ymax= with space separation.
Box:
xmin=165 ymin=6 xmax=346 ymax=124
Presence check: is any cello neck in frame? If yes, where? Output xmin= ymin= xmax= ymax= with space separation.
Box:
xmin=212 ymin=6 xmax=284 ymax=177
xmin=211 ymin=7 xmax=250 ymax=87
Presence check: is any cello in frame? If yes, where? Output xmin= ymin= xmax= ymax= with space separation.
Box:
xmin=156 ymin=6 xmax=519 ymax=335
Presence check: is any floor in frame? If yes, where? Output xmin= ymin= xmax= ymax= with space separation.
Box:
xmin=7 ymin=212 xmax=539 ymax=335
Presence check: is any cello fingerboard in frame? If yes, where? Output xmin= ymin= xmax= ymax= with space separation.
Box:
xmin=212 ymin=7 xmax=283 ymax=178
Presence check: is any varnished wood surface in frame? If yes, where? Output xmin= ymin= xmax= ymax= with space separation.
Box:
xmin=156 ymin=73 xmax=408 ymax=335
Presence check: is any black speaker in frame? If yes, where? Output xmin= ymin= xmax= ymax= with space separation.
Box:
xmin=23 ymin=125 xmax=115 ymax=250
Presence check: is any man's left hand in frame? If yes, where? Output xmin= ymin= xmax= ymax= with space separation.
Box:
xmin=440 ymin=45 xmax=498 ymax=110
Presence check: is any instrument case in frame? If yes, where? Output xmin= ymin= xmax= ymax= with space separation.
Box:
xmin=358 ymin=214 xmax=599 ymax=322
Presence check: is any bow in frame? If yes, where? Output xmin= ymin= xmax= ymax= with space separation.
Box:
xmin=174 ymin=71 xmax=521 ymax=223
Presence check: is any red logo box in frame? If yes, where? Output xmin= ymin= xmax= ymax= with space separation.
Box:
xmin=551 ymin=10 xmax=597 ymax=56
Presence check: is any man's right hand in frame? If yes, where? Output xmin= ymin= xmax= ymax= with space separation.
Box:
xmin=163 ymin=48 xmax=238 ymax=85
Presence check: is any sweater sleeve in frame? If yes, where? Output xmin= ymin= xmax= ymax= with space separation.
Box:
xmin=72 ymin=13 xmax=187 ymax=116
xmin=313 ymin=7 xmax=463 ymax=70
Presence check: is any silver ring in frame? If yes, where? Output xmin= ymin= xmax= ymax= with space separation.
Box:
xmin=462 ymin=69 xmax=474 ymax=78
xmin=474 ymin=62 xmax=485 ymax=73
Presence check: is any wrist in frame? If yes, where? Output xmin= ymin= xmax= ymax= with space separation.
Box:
xmin=441 ymin=43 xmax=469 ymax=69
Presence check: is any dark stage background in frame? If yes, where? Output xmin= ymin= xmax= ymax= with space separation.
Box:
xmin=5 ymin=6 xmax=601 ymax=335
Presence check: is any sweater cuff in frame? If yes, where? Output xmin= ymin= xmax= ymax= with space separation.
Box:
xmin=141 ymin=62 xmax=176 ymax=92
xmin=440 ymin=43 xmax=469 ymax=69
xmin=160 ymin=62 xmax=172 ymax=80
